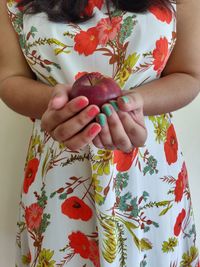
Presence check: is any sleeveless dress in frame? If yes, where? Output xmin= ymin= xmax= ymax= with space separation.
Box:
xmin=7 ymin=0 xmax=199 ymax=266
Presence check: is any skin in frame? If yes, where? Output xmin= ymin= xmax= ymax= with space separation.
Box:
xmin=0 ymin=0 xmax=200 ymax=152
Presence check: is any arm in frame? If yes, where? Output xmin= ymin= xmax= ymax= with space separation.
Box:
xmin=126 ymin=0 xmax=200 ymax=116
xmin=0 ymin=0 xmax=52 ymax=119
xmin=93 ymin=0 xmax=200 ymax=150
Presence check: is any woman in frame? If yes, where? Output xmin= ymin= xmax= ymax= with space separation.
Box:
xmin=0 ymin=0 xmax=200 ymax=266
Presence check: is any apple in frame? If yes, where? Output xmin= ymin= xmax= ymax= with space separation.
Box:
xmin=69 ymin=72 xmax=122 ymax=107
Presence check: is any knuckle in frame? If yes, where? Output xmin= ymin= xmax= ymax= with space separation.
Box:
xmin=118 ymin=111 xmax=127 ymax=120
xmin=52 ymin=111 xmax=62 ymax=123
xmin=54 ymin=125 xmax=68 ymax=141
xmin=108 ymin=118 xmax=118 ymax=127
xmin=76 ymin=115 xmax=87 ymax=127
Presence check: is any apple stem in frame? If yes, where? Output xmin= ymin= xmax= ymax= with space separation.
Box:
xmin=87 ymin=76 xmax=93 ymax=86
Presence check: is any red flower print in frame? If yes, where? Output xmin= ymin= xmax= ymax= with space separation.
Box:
xmin=149 ymin=5 xmax=173 ymax=24
xmin=174 ymin=162 xmax=188 ymax=202
xmin=152 ymin=37 xmax=169 ymax=75
xmin=96 ymin=16 xmax=122 ymax=46
xmin=180 ymin=161 xmax=188 ymax=188
xmin=68 ymin=231 xmax=90 ymax=259
xmin=164 ymin=124 xmax=178 ymax=165
xmin=15 ymin=0 xmax=24 ymax=11
xmin=75 ymin=71 xmax=88 ymax=80
xmin=74 ymin=27 xmax=99 ymax=56
xmin=174 ymin=174 xmax=184 ymax=203
xmin=23 ymin=158 xmax=39 ymax=194
xmin=84 ymin=0 xmax=104 ymax=16
xmin=25 ymin=203 xmax=43 ymax=231
xmin=114 ymin=148 xmax=138 ymax=172
xmin=61 ymin=196 xmax=93 ymax=221
xmin=174 ymin=209 xmax=186 ymax=236
xmin=88 ymin=240 xmax=100 ymax=267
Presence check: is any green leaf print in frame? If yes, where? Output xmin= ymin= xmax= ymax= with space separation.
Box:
xmin=111 ymin=9 xmax=124 ymax=17
xmin=149 ymin=115 xmax=170 ymax=143
xmin=12 ymin=12 xmax=23 ymax=35
xmin=30 ymin=26 xmax=38 ymax=36
xmin=118 ymin=192 xmax=132 ymax=211
xmin=130 ymin=197 xmax=139 ymax=218
xmin=159 ymin=204 xmax=173 ymax=216
xmin=59 ymin=192 xmax=68 ymax=200
xmin=41 ymin=149 xmax=51 ymax=178
xmin=116 ymin=53 xmax=140 ymax=87
xmin=99 ymin=213 xmax=128 ymax=265
xmin=140 ymin=255 xmax=147 ymax=267
xmin=38 ymin=213 xmax=51 ymax=234
xmin=162 ymin=237 xmax=178 ymax=253
xmin=143 ymin=155 xmax=158 ymax=176
xmin=37 ymin=249 xmax=56 ymax=267
xmin=140 ymin=238 xmax=153 ymax=251
xmin=180 ymin=246 xmax=199 ymax=267
xmin=115 ymin=172 xmax=129 ymax=195
xmin=120 ymin=15 xmax=137 ymax=44
xmin=142 ymin=191 xmax=150 ymax=202
xmin=19 ymin=34 xmax=26 ymax=50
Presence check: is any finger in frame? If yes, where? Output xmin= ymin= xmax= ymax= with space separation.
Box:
xmin=117 ymin=91 xmax=143 ymax=113
xmin=63 ymin=123 xmax=101 ymax=151
xmin=96 ymin=113 xmax=116 ymax=150
xmin=92 ymin=135 xmax=104 ymax=149
xmin=117 ymin=110 xmax=147 ymax=147
xmin=52 ymin=105 xmax=100 ymax=142
xmin=101 ymin=104 xmax=133 ymax=152
xmin=49 ymin=84 xmax=72 ymax=110
xmin=41 ymin=96 xmax=89 ymax=133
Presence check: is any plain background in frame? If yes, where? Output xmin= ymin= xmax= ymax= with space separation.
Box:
xmin=0 ymin=95 xmax=200 ymax=266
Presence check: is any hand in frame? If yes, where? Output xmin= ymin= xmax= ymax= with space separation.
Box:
xmin=92 ymin=91 xmax=147 ymax=152
xmin=41 ymin=84 xmax=101 ymax=151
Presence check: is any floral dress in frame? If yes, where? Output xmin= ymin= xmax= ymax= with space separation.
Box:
xmin=7 ymin=0 xmax=199 ymax=266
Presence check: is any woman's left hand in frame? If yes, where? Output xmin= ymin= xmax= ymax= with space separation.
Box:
xmin=92 ymin=91 xmax=147 ymax=152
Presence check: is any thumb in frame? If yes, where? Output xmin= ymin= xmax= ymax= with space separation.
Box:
xmin=49 ymin=84 xmax=71 ymax=110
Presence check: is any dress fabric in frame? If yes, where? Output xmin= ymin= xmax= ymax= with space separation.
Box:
xmin=7 ymin=0 xmax=199 ymax=266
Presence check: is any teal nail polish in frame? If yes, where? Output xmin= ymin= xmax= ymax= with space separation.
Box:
xmin=110 ymin=101 xmax=119 ymax=112
xmin=121 ymin=96 xmax=129 ymax=104
xmin=97 ymin=114 xmax=106 ymax=127
xmin=102 ymin=105 xmax=112 ymax=116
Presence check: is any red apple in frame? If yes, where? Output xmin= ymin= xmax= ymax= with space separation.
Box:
xmin=69 ymin=72 xmax=122 ymax=107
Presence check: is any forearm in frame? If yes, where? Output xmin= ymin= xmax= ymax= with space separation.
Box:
xmin=0 ymin=76 xmax=52 ymax=119
xmin=133 ymin=73 xmax=200 ymax=116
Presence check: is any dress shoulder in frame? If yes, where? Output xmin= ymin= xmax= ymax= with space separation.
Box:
xmin=7 ymin=0 xmax=24 ymax=36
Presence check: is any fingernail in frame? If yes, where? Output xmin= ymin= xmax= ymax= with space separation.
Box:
xmin=87 ymin=106 xmax=99 ymax=117
xmin=102 ymin=105 xmax=112 ymax=116
xmin=120 ymin=96 xmax=129 ymax=104
xmin=97 ymin=114 xmax=106 ymax=127
xmin=75 ymin=97 xmax=88 ymax=109
xmin=88 ymin=124 xmax=101 ymax=136
xmin=110 ymin=101 xmax=119 ymax=111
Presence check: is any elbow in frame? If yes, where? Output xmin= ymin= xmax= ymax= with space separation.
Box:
xmin=189 ymin=73 xmax=200 ymax=99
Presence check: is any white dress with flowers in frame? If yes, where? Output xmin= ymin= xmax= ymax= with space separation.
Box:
xmin=7 ymin=0 xmax=199 ymax=266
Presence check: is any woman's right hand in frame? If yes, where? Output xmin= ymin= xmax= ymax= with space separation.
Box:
xmin=41 ymin=84 xmax=101 ymax=151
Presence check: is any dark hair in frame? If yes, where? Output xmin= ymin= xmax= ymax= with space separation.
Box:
xmin=17 ymin=0 xmax=175 ymax=23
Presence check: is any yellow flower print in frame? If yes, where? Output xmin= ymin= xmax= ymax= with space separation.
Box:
xmin=37 ymin=249 xmax=56 ymax=267
xmin=92 ymin=149 xmax=113 ymax=176
xmin=116 ymin=53 xmax=140 ymax=87
xmin=7 ymin=0 xmax=14 ymax=7
xmin=92 ymin=174 xmax=105 ymax=205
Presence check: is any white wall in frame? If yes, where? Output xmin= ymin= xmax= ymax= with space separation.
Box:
xmin=0 ymin=96 xmax=200 ymax=266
